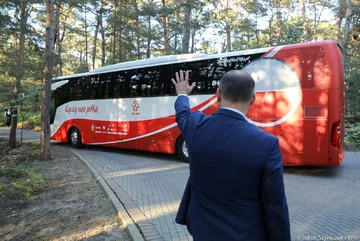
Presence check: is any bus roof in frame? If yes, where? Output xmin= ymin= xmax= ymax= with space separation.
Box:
xmin=52 ymin=46 xmax=272 ymax=81
xmin=89 ymin=53 xmax=208 ymax=74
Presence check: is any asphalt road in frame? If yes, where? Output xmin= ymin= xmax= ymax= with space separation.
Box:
xmin=0 ymin=127 xmax=40 ymax=142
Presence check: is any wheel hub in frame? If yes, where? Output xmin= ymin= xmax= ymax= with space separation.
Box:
xmin=71 ymin=131 xmax=78 ymax=144
xmin=182 ymin=141 xmax=188 ymax=157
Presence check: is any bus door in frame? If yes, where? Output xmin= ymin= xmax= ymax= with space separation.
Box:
xmin=105 ymin=72 xmax=136 ymax=149
xmin=134 ymin=66 xmax=174 ymax=154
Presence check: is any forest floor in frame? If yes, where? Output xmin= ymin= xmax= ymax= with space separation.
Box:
xmin=0 ymin=141 xmax=130 ymax=241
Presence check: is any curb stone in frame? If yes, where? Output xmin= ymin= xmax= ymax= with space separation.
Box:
xmin=71 ymin=150 xmax=145 ymax=241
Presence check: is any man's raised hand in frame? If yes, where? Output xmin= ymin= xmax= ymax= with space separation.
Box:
xmin=171 ymin=70 xmax=196 ymax=95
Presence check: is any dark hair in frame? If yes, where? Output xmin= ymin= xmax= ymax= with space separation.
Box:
xmin=219 ymin=70 xmax=255 ymax=103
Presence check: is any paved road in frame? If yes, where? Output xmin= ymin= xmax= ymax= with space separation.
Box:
xmin=2 ymin=127 xmax=360 ymax=241
xmin=72 ymin=145 xmax=360 ymax=241
xmin=0 ymin=127 xmax=40 ymax=142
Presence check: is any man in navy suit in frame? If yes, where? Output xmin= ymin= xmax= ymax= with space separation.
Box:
xmin=171 ymin=70 xmax=291 ymax=241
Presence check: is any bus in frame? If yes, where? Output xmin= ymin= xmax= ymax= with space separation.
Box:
xmin=50 ymin=40 xmax=345 ymax=166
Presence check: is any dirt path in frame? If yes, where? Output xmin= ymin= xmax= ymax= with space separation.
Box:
xmin=0 ymin=142 xmax=130 ymax=241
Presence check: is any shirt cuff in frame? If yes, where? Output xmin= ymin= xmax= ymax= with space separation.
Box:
xmin=177 ymin=94 xmax=188 ymax=97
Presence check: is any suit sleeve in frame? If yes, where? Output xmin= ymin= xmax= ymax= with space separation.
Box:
xmin=261 ymin=138 xmax=291 ymax=241
xmin=174 ymin=95 xmax=192 ymax=137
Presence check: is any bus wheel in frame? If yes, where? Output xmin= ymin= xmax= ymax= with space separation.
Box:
xmin=176 ymin=136 xmax=189 ymax=163
xmin=69 ymin=127 xmax=83 ymax=148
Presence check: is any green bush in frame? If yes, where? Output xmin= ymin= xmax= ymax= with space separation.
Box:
xmin=345 ymin=122 xmax=360 ymax=143
xmin=18 ymin=111 xmax=41 ymax=130
xmin=0 ymin=113 xmax=7 ymax=127
xmin=0 ymin=111 xmax=41 ymax=130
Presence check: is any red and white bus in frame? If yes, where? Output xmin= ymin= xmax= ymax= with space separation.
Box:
xmin=50 ymin=40 xmax=345 ymax=166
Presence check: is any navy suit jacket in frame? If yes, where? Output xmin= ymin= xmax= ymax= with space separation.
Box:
xmin=174 ymin=95 xmax=291 ymax=241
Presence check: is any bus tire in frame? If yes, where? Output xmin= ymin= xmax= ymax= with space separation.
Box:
xmin=69 ymin=127 xmax=83 ymax=148
xmin=176 ymin=136 xmax=189 ymax=163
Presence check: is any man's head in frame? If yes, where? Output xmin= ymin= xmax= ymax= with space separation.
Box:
xmin=216 ymin=70 xmax=256 ymax=111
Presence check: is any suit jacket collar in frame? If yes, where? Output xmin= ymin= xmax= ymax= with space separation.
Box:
xmin=215 ymin=108 xmax=248 ymax=122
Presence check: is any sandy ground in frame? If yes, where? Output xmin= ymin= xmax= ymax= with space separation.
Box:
xmin=0 ymin=142 xmax=130 ymax=241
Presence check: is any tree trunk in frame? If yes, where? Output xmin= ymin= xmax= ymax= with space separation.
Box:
xmin=100 ymin=11 xmax=106 ymax=66
xmin=9 ymin=0 xmax=26 ymax=148
xmin=101 ymin=28 xmax=106 ymax=66
xmin=334 ymin=0 xmax=346 ymax=43
xmin=92 ymin=10 xmax=100 ymax=69
xmin=55 ymin=0 xmax=71 ymax=76
xmin=275 ymin=0 xmax=282 ymax=44
xmin=301 ymin=0 xmax=308 ymax=42
xmin=147 ymin=14 xmax=151 ymax=58
xmin=54 ymin=0 xmax=59 ymax=74
xmin=84 ymin=6 xmax=88 ymax=70
xmin=312 ymin=2 xmax=325 ymax=41
xmin=41 ymin=0 xmax=56 ymax=161
xmin=119 ymin=1 xmax=124 ymax=61
xmin=134 ymin=0 xmax=141 ymax=59
xmin=113 ymin=1 xmax=117 ymax=64
xmin=162 ymin=0 xmax=169 ymax=55
xmin=191 ymin=28 xmax=196 ymax=53
xmin=174 ymin=34 xmax=178 ymax=54
xmin=226 ymin=27 xmax=231 ymax=52
xmin=163 ymin=19 xmax=169 ymax=55
xmin=268 ymin=11 xmax=274 ymax=44
xmin=342 ymin=0 xmax=354 ymax=53
xmin=181 ymin=3 xmax=191 ymax=54
xmin=255 ymin=12 xmax=260 ymax=46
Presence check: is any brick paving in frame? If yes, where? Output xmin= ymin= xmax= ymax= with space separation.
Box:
xmin=73 ymin=146 xmax=360 ymax=241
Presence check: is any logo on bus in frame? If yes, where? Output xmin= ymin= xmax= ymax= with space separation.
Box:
xmin=242 ymin=58 xmax=302 ymax=127
xmin=132 ymin=100 xmax=140 ymax=115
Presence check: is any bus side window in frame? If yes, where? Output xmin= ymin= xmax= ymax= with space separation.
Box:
xmin=143 ymin=72 xmax=152 ymax=97
xmin=143 ymin=68 xmax=161 ymax=96
xmin=153 ymin=70 xmax=162 ymax=96
xmin=112 ymin=72 xmax=129 ymax=98
xmin=69 ymin=77 xmax=83 ymax=101
xmin=191 ymin=60 xmax=209 ymax=94
xmin=55 ymin=84 xmax=69 ymax=105
xmin=50 ymin=91 xmax=56 ymax=124
xmin=211 ymin=59 xmax=225 ymax=91
xmin=125 ymin=70 xmax=138 ymax=97
xmin=160 ymin=65 xmax=172 ymax=96
xmin=97 ymin=74 xmax=110 ymax=99
xmin=84 ymin=75 xmax=97 ymax=99
xmin=108 ymin=73 xmax=115 ymax=98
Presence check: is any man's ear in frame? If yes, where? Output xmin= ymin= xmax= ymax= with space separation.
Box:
xmin=249 ymin=93 xmax=256 ymax=106
xmin=216 ymin=88 xmax=221 ymax=102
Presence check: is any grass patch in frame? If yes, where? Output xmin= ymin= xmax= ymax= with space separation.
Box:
xmin=0 ymin=166 xmax=45 ymax=200
xmin=0 ymin=141 xmax=44 ymax=201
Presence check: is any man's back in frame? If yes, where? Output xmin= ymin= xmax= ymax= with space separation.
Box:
xmin=184 ymin=107 xmax=286 ymax=240
xmin=172 ymin=70 xmax=290 ymax=241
